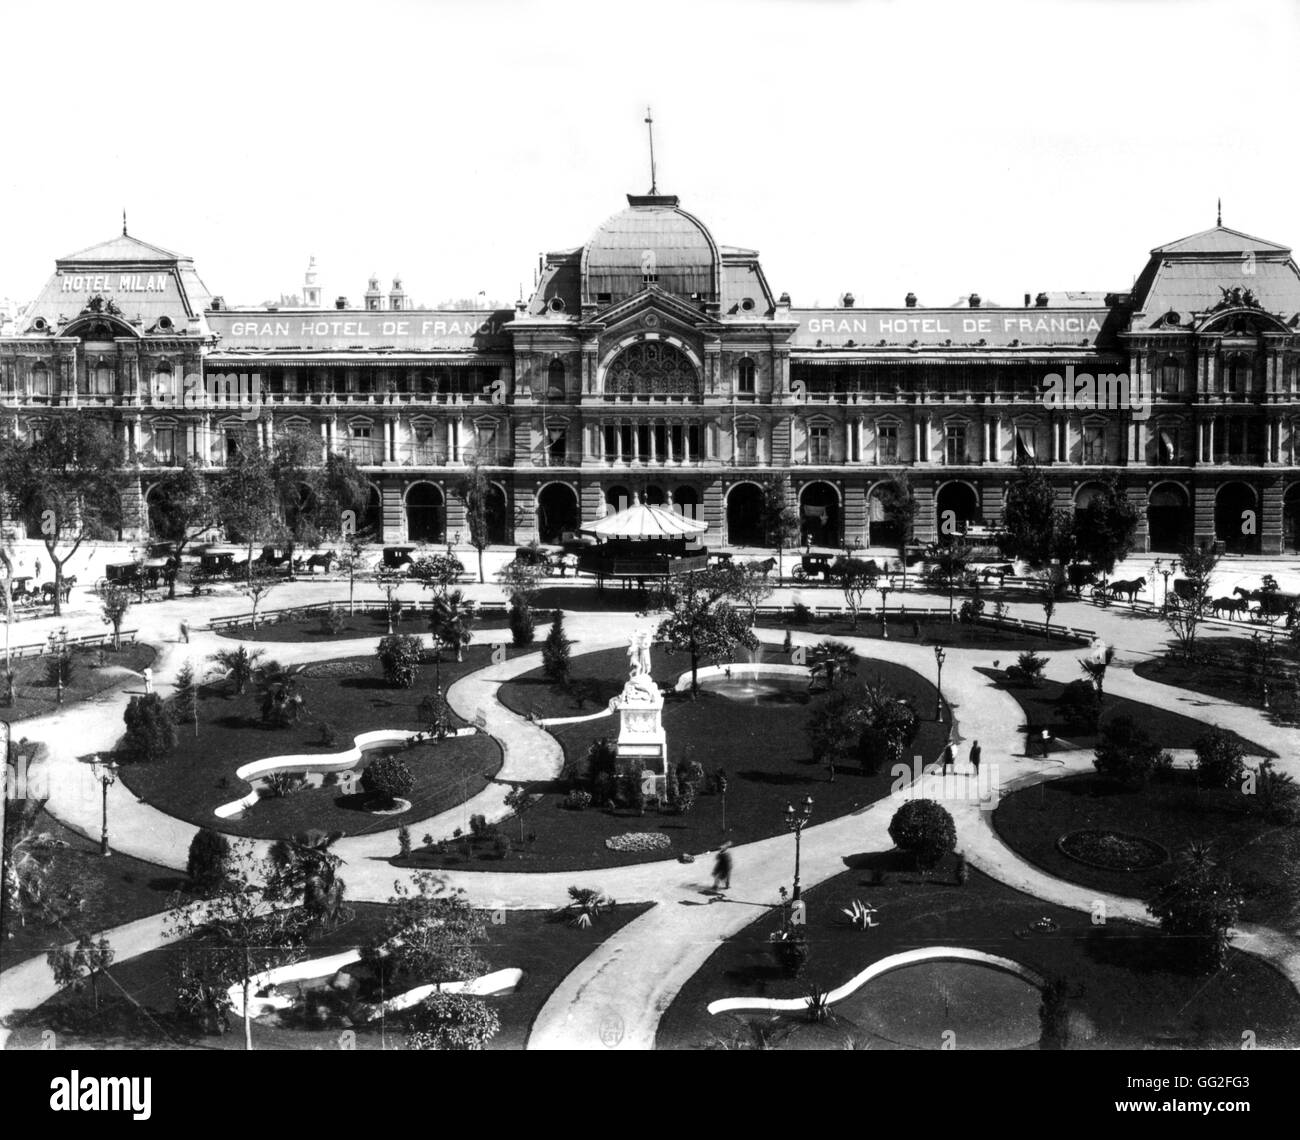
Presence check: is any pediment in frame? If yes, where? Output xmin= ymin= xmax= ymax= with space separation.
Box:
xmin=582 ymin=286 xmax=720 ymax=338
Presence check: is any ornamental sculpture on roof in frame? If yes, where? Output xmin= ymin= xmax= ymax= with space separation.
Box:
xmin=80 ymin=294 xmax=123 ymax=317
xmin=1213 ymin=286 xmax=1261 ymax=311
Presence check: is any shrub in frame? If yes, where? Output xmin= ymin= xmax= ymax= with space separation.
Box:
xmin=675 ymin=782 xmax=697 ymax=815
xmin=492 ymin=833 xmax=512 ymax=860
xmin=122 ymin=693 xmax=177 ymax=764
xmin=955 ymin=852 xmax=969 ymax=885
xmin=468 ymin=814 xmax=491 ymax=840
xmin=583 ymin=737 xmax=618 ymax=787
xmin=564 ymin=789 xmax=593 ymax=811
xmin=791 ymin=602 xmax=812 ymax=626
xmin=262 ymin=771 xmax=306 ymax=798
xmin=361 ymin=754 xmax=414 ymax=808
xmin=622 ymin=774 xmax=646 ymax=816
xmin=398 ymin=825 xmax=412 ymax=859
xmin=1146 ymin=846 xmax=1243 ymax=974
xmin=1014 ymin=651 xmax=1047 ymax=687
xmin=542 ymin=611 xmax=571 ymax=687
xmin=377 ymin=634 xmax=423 ymax=689
xmin=405 ymin=992 xmax=500 ymax=1051
xmin=1093 ymin=715 xmax=1167 ymax=790
xmin=317 ymin=720 xmax=339 ymax=748
xmin=170 ymin=661 xmax=198 ymax=729
xmin=45 ymin=652 xmax=75 ymax=687
xmin=1057 ymin=679 xmax=1102 ymax=733
xmin=770 ymin=933 xmax=810 ymax=978
xmin=888 ymin=798 xmax=956 ymax=869
xmin=1194 ymin=727 xmax=1246 ymax=790
xmin=958 ymin=597 xmax=985 ymax=625
xmin=1253 ymin=758 xmax=1300 ymax=825
xmin=321 ymin=606 xmax=346 ymax=636
xmin=186 ymin=828 xmax=230 ymax=893
xmin=508 ymin=600 xmax=535 ymax=648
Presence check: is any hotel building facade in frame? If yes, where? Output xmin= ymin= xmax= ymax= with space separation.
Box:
xmin=3 ymin=191 xmax=1299 ymax=555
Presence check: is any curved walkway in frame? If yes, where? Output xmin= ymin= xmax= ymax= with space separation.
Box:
xmin=3 ymin=582 xmax=1298 ymax=1050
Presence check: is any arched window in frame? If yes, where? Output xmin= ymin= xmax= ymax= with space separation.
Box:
xmin=93 ymin=360 xmax=115 ymax=396
xmin=737 ymin=357 xmax=756 ymax=395
xmin=153 ymin=361 xmax=176 ymax=406
xmin=1223 ymin=353 xmax=1252 ymax=395
xmin=30 ymin=363 xmax=51 ymax=397
xmin=547 ymin=359 xmax=566 ymax=399
xmin=1160 ymin=357 xmax=1180 ymax=395
xmin=604 ymin=341 xmax=700 ymax=398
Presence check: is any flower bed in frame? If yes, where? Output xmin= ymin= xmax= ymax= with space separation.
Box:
xmin=604 ymin=831 xmax=672 ymax=853
xmin=1057 ymin=829 xmax=1167 ymax=872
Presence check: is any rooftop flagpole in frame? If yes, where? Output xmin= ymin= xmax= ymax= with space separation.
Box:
xmin=644 ymin=106 xmax=657 ymax=194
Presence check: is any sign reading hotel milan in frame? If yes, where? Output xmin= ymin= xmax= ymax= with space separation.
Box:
xmin=59 ymin=272 xmax=177 ymax=294
xmin=793 ymin=309 xmax=1109 ymax=348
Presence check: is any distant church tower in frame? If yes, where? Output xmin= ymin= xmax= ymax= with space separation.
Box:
xmin=365 ymin=274 xmax=382 ymax=312
xmin=303 ymin=256 xmax=321 ymax=308
xmin=389 ymin=274 xmax=406 ymax=311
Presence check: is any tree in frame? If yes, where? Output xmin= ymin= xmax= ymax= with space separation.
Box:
xmin=998 ymin=458 xmax=1073 ymax=573
xmin=212 ymin=427 xmax=284 ymax=586
xmin=761 ymin=476 xmax=802 ymax=580
xmin=268 ymin=829 xmax=348 ymax=927
xmin=363 ymin=872 xmax=489 ymax=990
xmin=456 ymin=456 xmax=495 ymax=584
xmin=48 ymin=933 xmax=115 ymax=1014
xmin=1078 ymin=644 xmax=1116 ymax=702
xmin=361 ymin=754 xmax=414 ymax=808
xmin=0 ymin=414 xmax=124 ymax=616
xmin=1093 ymin=714 xmax=1168 ymax=790
xmin=1012 ymin=650 xmax=1047 ymax=687
xmin=410 ymin=553 xmax=466 ymax=608
xmin=165 ymin=843 xmax=308 ymax=1046
xmin=172 ymin=659 xmax=199 ymax=737
xmin=1039 ymin=578 xmax=1057 ymax=633
xmin=257 ymin=660 xmax=306 ymax=727
xmin=186 ymin=827 xmax=231 ymax=894
xmin=1072 ymin=477 xmax=1138 ymax=580
xmin=508 ymin=598 xmax=535 ymax=647
xmin=831 ymin=557 xmax=877 ymax=629
xmin=924 ymin=542 xmax=972 ymax=621
xmin=806 ymin=684 xmax=866 ymax=783
xmin=336 ymin=539 xmax=368 ymax=616
xmin=377 ymin=633 xmax=423 ymax=688
xmin=1194 ymin=727 xmax=1246 ymax=790
xmin=2 ymin=793 xmax=80 ymax=932
xmin=876 ymin=473 xmax=919 ymax=592
xmin=1146 ymin=842 xmax=1243 ymax=974
xmin=98 ymin=584 xmax=132 ymax=651
xmin=888 ymin=798 xmax=957 ymax=870
xmin=146 ymin=461 xmax=221 ymax=597
xmin=856 ymin=677 xmax=921 ymax=773
xmin=655 ymin=574 xmax=759 ymax=696
xmin=122 ymin=693 xmax=177 ymax=764
xmin=542 ymin=610 xmax=571 ymax=688
xmin=1057 ymin=679 xmax=1102 ymax=734
xmin=1164 ymin=543 xmax=1220 ymax=661
xmin=430 ymin=588 xmax=476 ymax=671
xmin=244 ymin=567 xmax=281 ymax=631
xmin=497 ymin=557 xmax=546 ymax=611
xmin=209 ymin=645 xmax=265 ymax=695
xmin=374 ymin=566 xmax=407 ymax=634
xmin=406 ymin=992 xmax=501 ymax=1051
xmin=806 ymin=640 xmax=858 ymax=692
xmin=503 ymin=784 xmax=540 ymax=843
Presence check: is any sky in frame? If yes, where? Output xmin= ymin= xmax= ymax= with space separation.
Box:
xmin=2 ymin=0 xmax=1298 ymax=312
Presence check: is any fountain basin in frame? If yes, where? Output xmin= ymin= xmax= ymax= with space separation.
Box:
xmin=679 ymin=663 xmax=810 ymax=702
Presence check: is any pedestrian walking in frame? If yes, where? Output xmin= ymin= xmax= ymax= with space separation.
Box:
xmin=1040 ymin=727 xmax=1052 ymax=757
xmin=179 ymin=620 xmax=190 ymax=644
xmin=970 ymin=740 xmax=982 ymax=774
xmin=712 ymin=842 xmax=733 ymax=891
xmin=34 ymin=558 xmax=41 ymax=581
xmin=939 ymin=741 xmax=954 ymax=771
xmin=142 ymin=666 xmax=153 ymax=695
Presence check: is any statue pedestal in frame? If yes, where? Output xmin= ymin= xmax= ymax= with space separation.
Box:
xmin=613 ymin=683 xmax=668 ymax=798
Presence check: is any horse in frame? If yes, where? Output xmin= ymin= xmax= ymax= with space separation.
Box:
xmin=1212 ymin=596 xmax=1246 ymax=618
xmin=1108 ymin=577 xmax=1147 ymax=603
xmin=741 ymin=557 xmax=777 ymax=577
xmin=39 ymin=575 xmax=76 ymax=604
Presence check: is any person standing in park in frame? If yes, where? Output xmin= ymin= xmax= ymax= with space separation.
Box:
xmin=1040 ymin=727 xmax=1052 ymax=757
xmin=712 ymin=842 xmax=733 ymax=891
xmin=142 ymin=666 xmax=153 ymax=695
xmin=179 ymin=620 xmax=190 ymax=644
xmin=969 ymin=740 xmax=982 ymax=774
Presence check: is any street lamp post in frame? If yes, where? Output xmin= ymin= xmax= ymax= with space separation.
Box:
xmin=47 ymin=626 xmax=68 ymax=706
xmin=1155 ymin=558 xmax=1177 ymax=611
xmin=92 ymin=754 xmax=119 ymax=856
xmin=784 ymin=795 xmax=814 ymax=901
xmin=880 ymin=576 xmax=894 ymax=639
xmin=933 ymin=644 xmax=947 ymax=723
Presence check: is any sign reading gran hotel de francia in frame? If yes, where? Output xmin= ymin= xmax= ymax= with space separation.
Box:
xmin=3 ymin=191 xmax=1300 ymax=555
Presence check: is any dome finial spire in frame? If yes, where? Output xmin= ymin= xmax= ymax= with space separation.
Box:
xmin=1217 ymin=197 xmax=1222 ymax=227
xmin=122 ymin=208 xmax=128 ymax=236
xmin=644 ymin=106 xmax=658 ymax=195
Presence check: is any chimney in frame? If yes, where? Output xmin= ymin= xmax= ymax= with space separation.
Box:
xmin=777 ymin=292 xmax=791 ymax=310
xmin=969 ymin=293 xmax=981 ymax=308
xmin=905 ymin=292 xmax=917 ymax=308
xmin=211 ymin=296 xmax=224 ymax=311
xmin=842 ymin=291 xmax=855 ymax=307
xmin=1036 ymin=292 xmax=1049 ymax=308
xmin=1024 ymin=293 xmax=1031 ymax=308
xmin=335 ymin=296 xmax=349 ymax=309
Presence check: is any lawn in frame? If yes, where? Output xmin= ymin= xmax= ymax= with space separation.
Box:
xmin=0 ymin=807 xmax=184 ymax=970
xmin=755 ymin=612 xmax=1086 ymax=653
xmin=215 ymin=608 xmax=522 ymax=644
xmin=975 ymin=667 xmax=1275 ymax=758
xmin=2 ymin=643 xmax=156 ymax=722
xmin=401 ymin=646 xmax=951 ymax=872
xmin=115 ymin=647 xmax=518 ymax=840
xmin=2 ymin=900 xmax=652 ymax=1051
xmin=994 ymin=771 xmax=1300 ymax=928
xmin=656 ymin=856 xmax=1300 ymax=1050
xmin=1133 ymin=636 xmax=1300 ymax=724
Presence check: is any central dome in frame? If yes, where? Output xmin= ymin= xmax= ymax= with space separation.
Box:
xmin=581 ymin=193 xmax=720 ymax=306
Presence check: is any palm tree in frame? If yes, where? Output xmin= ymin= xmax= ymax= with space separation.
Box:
xmin=1078 ymin=644 xmax=1117 ymax=701
xmin=257 ymin=660 xmax=306 ymax=727
xmin=430 ymin=589 xmax=476 ymax=681
xmin=268 ymin=829 xmax=348 ymax=927
xmin=806 ymin=640 xmax=858 ymax=692
xmin=208 ymin=646 xmax=266 ymax=695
